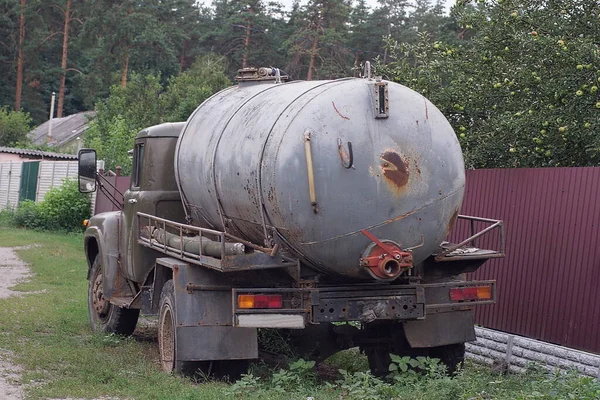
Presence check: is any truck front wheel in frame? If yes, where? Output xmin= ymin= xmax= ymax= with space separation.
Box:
xmin=88 ymin=255 xmax=139 ymax=335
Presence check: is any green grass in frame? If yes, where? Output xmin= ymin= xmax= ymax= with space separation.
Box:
xmin=0 ymin=227 xmax=599 ymax=399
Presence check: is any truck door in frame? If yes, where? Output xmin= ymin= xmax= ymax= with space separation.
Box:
xmin=121 ymin=140 xmax=145 ymax=279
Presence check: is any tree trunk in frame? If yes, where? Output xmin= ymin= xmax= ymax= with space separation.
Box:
xmin=57 ymin=0 xmax=71 ymax=118
xmin=179 ymin=41 xmax=186 ymax=75
xmin=354 ymin=52 xmax=360 ymax=77
xmin=120 ymin=52 xmax=129 ymax=88
xmin=383 ymin=25 xmax=391 ymax=65
xmin=306 ymin=35 xmax=318 ymax=81
xmin=242 ymin=22 xmax=251 ymax=69
xmin=15 ymin=0 xmax=26 ymax=111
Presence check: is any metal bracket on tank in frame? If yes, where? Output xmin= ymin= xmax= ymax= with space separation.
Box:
xmin=303 ymin=130 xmax=319 ymax=214
xmin=374 ymin=80 xmax=389 ymax=119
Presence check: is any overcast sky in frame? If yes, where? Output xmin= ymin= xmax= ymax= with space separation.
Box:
xmin=274 ymin=0 xmax=456 ymax=14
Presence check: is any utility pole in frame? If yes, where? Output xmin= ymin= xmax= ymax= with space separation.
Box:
xmin=48 ymin=92 xmax=56 ymax=141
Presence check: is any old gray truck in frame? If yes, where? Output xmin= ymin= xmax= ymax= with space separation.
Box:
xmin=78 ymin=67 xmax=504 ymax=377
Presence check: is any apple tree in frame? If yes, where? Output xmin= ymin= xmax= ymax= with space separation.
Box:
xmin=379 ymin=0 xmax=600 ymax=168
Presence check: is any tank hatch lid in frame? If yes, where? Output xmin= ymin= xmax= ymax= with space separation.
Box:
xmin=137 ymin=122 xmax=186 ymax=139
xmin=235 ymin=67 xmax=291 ymax=86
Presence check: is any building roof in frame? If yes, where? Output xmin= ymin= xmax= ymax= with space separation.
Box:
xmin=0 ymin=146 xmax=78 ymax=160
xmin=28 ymin=111 xmax=96 ymax=147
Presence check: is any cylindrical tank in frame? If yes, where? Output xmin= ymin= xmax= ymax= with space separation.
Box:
xmin=175 ymin=76 xmax=465 ymax=281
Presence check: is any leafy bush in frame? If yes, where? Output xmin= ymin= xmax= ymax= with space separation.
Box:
xmin=0 ymin=106 xmax=32 ymax=147
xmin=12 ymin=201 xmax=43 ymax=229
xmin=0 ymin=208 xmax=16 ymax=227
xmin=38 ymin=179 xmax=91 ymax=231
xmin=11 ymin=179 xmax=91 ymax=232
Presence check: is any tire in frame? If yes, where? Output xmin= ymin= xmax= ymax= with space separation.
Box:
xmin=158 ymin=280 xmax=182 ymax=373
xmin=365 ymin=346 xmax=392 ymax=378
xmin=88 ymin=255 xmax=139 ymax=335
xmin=362 ymin=321 xmax=436 ymax=378
xmin=430 ymin=342 xmax=465 ymax=375
xmin=158 ymin=280 xmax=249 ymax=380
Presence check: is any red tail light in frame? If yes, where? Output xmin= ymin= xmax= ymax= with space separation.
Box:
xmin=450 ymin=286 xmax=492 ymax=302
xmin=267 ymin=295 xmax=283 ymax=308
xmin=237 ymin=294 xmax=283 ymax=309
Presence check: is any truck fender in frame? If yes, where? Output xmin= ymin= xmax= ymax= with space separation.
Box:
xmin=83 ymin=211 xmax=133 ymax=302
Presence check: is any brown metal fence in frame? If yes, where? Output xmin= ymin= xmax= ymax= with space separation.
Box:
xmin=457 ymin=167 xmax=600 ymax=354
xmin=94 ymin=175 xmax=131 ymax=215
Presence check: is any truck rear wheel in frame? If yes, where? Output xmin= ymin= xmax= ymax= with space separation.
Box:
xmin=429 ymin=342 xmax=465 ymax=375
xmin=88 ymin=255 xmax=139 ymax=335
xmin=158 ymin=280 xmax=181 ymax=373
xmin=158 ymin=280 xmax=249 ymax=380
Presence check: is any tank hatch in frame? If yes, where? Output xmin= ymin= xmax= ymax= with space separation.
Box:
xmin=235 ymin=67 xmax=291 ymax=86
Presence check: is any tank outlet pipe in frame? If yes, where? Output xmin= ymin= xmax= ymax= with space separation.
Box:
xmin=303 ymin=130 xmax=318 ymax=213
xmin=149 ymin=228 xmax=246 ymax=258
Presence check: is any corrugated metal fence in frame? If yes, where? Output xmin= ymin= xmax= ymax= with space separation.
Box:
xmin=0 ymin=160 xmax=95 ymax=213
xmin=0 ymin=161 xmax=21 ymax=208
xmin=457 ymin=167 xmax=600 ymax=355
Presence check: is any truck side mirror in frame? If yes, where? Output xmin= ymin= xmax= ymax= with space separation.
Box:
xmin=78 ymin=148 xmax=97 ymax=193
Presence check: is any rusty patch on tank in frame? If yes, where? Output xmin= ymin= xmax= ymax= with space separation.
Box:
xmin=381 ymin=151 xmax=409 ymax=188
xmin=332 ymin=101 xmax=350 ymax=120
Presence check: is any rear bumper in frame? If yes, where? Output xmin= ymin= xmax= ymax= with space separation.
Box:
xmin=232 ymin=280 xmax=495 ymax=329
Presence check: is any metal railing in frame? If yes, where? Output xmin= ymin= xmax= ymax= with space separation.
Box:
xmin=435 ymin=215 xmax=505 ymax=262
xmin=136 ymin=212 xmax=296 ymax=272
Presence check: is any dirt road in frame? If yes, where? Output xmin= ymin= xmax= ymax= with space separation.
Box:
xmin=0 ymin=246 xmax=30 ymax=400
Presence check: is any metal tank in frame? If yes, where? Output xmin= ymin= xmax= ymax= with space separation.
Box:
xmin=174 ymin=68 xmax=465 ymax=281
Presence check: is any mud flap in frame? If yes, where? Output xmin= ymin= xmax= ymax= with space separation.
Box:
xmin=176 ymin=326 xmax=257 ymax=361
xmin=158 ymin=257 xmax=259 ymax=362
xmin=403 ymin=310 xmax=476 ymax=348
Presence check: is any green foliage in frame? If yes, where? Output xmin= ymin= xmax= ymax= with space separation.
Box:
xmin=85 ymin=56 xmax=230 ymax=174
xmin=379 ymin=0 xmax=600 ymax=168
xmin=84 ymin=73 xmax=163 ymax=174
xmin=38 ymin=179 xmax=91 ymax=231
xmin=271 ymin=359 xmax=316 ymax=393
xmin=325 ymin=347 xmax=370 ymax=373
xmin=228 ymin=355 xmax=600 ymax=400
xmin=162 ymin=55 xmax=231 ymax=122
xmin=12 ymin=200 xmax=44 ymax=230
xmin=257 ymin=328 xmax=296 ymax=358
xmin=0 ymin=106 xmax=32 ymax=146
xmin=336 ymin=370 xmax=396 ymax=400
xmin=387 ymin=354 xmax=447 ymax=382
xmin=229 ymin=359 xmax=316 ymax=398
xmin=11 ymin=179 xmax=90 ymax=232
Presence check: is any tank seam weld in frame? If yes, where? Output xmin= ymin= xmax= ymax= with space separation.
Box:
xmin=300 ymin=185 xmax=465 ymax=245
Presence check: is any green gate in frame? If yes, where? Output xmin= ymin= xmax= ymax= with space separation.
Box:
xmin=19 ymin=161 xmax=40 ymax=203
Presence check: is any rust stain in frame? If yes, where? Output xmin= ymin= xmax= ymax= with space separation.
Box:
xmin=424 ymin=99 xmax=429 ymax=120
xmin=381 ymin=151 xmax=409 ymax=188
xmin=332 ymin=101 xmax=350 ymax=120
